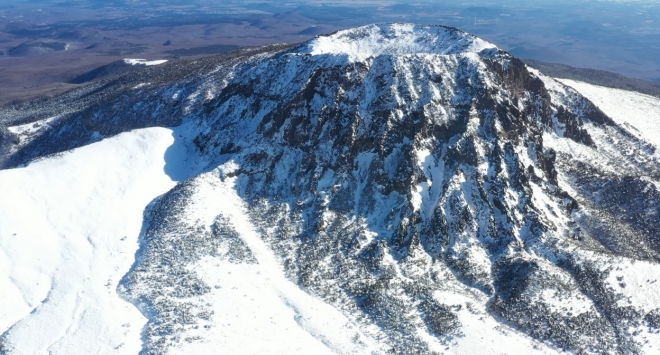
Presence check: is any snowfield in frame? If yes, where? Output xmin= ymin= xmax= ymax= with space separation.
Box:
xmin=0 ymin=126 xmax=380 ymax=355
xmin=303 ymin=23 xmax=496 ymax=62
xmin=0 ymin=128 xmax=181 ymax=354
xmin=163 ymin=173 xmax=381 ymax=355
xmin=1 ymin=20 xmax=660 ymax=353
xmin=557 ymin=79 xmax=660 ymax=152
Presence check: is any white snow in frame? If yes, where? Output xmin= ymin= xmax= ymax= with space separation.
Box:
xmin=166 ymin=171 xmax=379 ymax=355
xmin=123 ymin=58 xmax=168 ymax=66
xmin=6 ymin=116 xmax=60 ymax=136
xmin=414 ymin=148 xmax=445 ymax=220
xmin=432 ymin=291 xmax=563 ymax=355
xmin=557 ymin=79 xmax=660 ymax=151
xmin=303 ymin=23 xmax=497 ymax=62
xmin=0 ymin=127 xmax=183 ymax=354
xmin=605 ymin=259 xmax=660 ymax=313
xmin=0 ymin=124 xmax=378 ymax=354
xmin=131 ymin=83 xmax=150 ymax=90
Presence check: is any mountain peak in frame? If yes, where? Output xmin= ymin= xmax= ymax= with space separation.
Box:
xmin=3 ymin=24 xmax=660 ymax=355
xmin=299 ymin=23 xmax=497 ymax=61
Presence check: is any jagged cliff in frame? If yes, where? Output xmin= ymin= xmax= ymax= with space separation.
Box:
xmin=2 ymin=24 xmax=660 ymax=355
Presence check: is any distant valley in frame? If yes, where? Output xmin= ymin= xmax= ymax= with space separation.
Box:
xmin=1 ymin=0 xmax=660 ymax=107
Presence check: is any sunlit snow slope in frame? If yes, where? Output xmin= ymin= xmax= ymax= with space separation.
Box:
xmin=2 ymin=23 xmax=660 ymax=355
xmin=0 ymin=127 xmax=380 ymax=354
xmin=0 ymin=128 xmax=181 ymax=354
xmin=557 ymin=79 xmax=660 ymax=151
xmin=303 ymin=23 xmax=495 ymax=61
xmin=157 ymin=172 xmax=381 ymax=355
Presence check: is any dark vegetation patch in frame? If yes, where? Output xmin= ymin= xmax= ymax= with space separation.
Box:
xmin=101 ymin=44 xmax=149 ymax=56
xmin=67 ymin=60 xmax=147 ymax=84
xmin=7 ymin=41 xmax=67 ymax=56
xmin=164 ymin=44 xmax=240 ymax=56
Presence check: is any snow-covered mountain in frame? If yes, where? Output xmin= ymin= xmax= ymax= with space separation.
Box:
xmin=1 ymin=23 xmax=660 ymax=354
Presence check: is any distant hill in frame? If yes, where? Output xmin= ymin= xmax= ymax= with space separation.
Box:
xmin=68 ymin=59 xmax=168 ymax=84
xmin=7 ymin=41 xmax=68 ymax=56
xmin=523 ymin=59 xmax=660 ymax=98
xmin=164 ymin=44 xmax=239 ymax=56
xmin=249 ymin=12 xmax=315 ymax=31
xmin=297 ymin=26 xmax=333 ymax=36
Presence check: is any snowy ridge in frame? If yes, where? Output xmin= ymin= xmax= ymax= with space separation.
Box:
xmin=0 ymin=128 xmax=181 ymax=354
xmin=556 ymin=78 xmax=660 ymax=153
xmin=127 ymin=171 xmax=382 ymax=355
xmin=301 ymin=23 xmax=497 ymax=61
xmin=2 ymin=23 xmax=660 ymax=355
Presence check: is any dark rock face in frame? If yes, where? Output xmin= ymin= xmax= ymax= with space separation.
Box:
xmin=2 ymin=24 xmax=660 ymax=354
xmin=123 ymin=24 xmax=658 ymax=354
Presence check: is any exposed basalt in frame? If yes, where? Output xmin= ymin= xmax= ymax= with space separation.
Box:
xmin=3 ymin=23 xmax=660 ymax=355
xmin=179 ymin=25 xmax=660 ymax=353
xmin=118 ymin=180 xmax=260 ymax=355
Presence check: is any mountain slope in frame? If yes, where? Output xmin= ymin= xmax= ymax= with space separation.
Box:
xmin=121 ymin=23 xmax=660 ymax=354
xmin=0 ymin=128 xmax=180 ymax=354
xmin=1 ymin=23 xmax=660 ymax=354
xmin=523 ymin=59 xmax=660 ymax=99
xmin=556 ymin=78 xmax=660 ymax=150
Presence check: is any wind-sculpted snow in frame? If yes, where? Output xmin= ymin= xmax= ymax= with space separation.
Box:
xmin=2 ymin=24 xmax=660 ymax=354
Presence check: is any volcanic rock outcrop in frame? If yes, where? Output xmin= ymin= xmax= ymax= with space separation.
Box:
xmin=2 ymin=24 xmax=659 ymax=355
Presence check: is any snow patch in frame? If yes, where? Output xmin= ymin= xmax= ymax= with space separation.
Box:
xmin=605 ymin=259 xmax=660 ymax=313
xmin=7 ymin=115 xmax=60 ymax=136
xmin=124 ymin=58 xmax=168 ymax=66
xmin=433 ymin=291 xmax=563 ymax=354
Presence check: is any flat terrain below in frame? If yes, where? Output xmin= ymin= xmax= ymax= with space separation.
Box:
xmin=2 ymin=0 xmax=660 ymax=107
xmin=0 ymin=16 xmax=336 ymax=107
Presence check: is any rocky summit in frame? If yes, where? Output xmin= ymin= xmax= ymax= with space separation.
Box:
xmin=2 ymin=23 xmax=660 ymax=355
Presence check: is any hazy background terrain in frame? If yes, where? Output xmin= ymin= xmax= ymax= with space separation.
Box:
xmin=1 ymin=0 xmax=659 ymax=106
